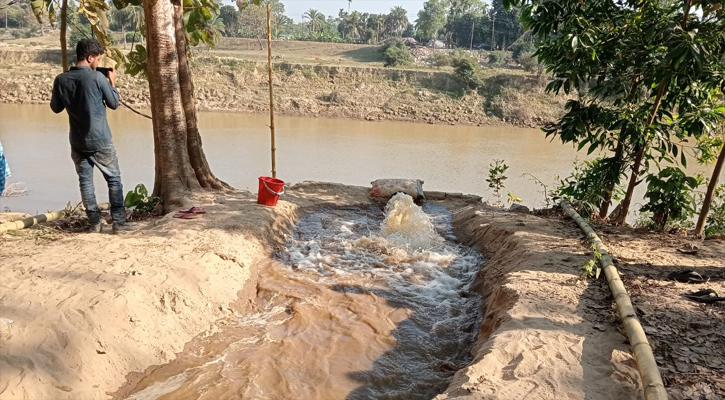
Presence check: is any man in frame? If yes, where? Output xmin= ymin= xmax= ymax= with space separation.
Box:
xmin=51 ymin=39 xmax=130 ymax=233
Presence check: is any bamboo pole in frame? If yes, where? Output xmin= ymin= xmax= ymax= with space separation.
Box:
xmin=561 ymin=201 xmax=667 ymax=400
xmin=266 ymin=3 xmax=276 ymax=179
xmin=0 ymin=203 xmax=110 ymax=233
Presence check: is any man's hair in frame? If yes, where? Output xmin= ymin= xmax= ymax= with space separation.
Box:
xmin=76 ymin=39 xmax=105 ymax=62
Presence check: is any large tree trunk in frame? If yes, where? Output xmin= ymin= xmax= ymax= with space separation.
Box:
xmin=695 ymin=140 xmax=725 ymax=236
xmin=172 ymin=2 xmax=231 ymax=191
xmin=60 ymin=0 xmax=68 ymax=71
xmin=143 ymin=0 xmax=202 ymax=210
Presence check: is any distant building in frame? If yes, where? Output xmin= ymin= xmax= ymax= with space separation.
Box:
xmin=427 ymin=40 xmax=446 ymax=49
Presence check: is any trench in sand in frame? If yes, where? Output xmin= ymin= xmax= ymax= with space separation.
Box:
xmin=111 ymin=194 xmax=495 ymax=400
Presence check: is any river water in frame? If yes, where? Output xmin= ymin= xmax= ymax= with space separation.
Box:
xmin=1 ymin=103 xmax=579 ymax=214
xmin=1 ymin=103 xmax=722 ymax=217
xmin=114 ymin=194 xmax=484 ymax=400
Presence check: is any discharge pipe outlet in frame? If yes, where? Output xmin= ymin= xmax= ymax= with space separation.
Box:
xmin=0 ymin=203 xmax=110 ymax=233
xmin=560 ymin=200 xmax=667 ymax=400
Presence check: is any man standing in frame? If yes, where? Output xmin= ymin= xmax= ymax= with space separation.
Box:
xmin=51 ymin=39 xmax=130 ymax=233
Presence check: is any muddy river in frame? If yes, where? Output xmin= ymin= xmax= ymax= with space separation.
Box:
xmin=1 ymin=103 xmax=579 ymax=214
xmin=1 ymin=103 xmax=722 ymax=217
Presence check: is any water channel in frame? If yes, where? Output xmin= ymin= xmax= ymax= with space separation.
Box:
xmin=114 ymin=194 xmax=484 ymax=400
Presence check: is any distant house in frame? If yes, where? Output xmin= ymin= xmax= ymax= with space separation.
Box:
xmin=427 ymin=40 xmax=446 ymax=49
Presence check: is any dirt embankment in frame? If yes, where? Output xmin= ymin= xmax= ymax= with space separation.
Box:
xmin=0 ymin=182 xmax=641 ymax=400
xmin=2 ymin=182 xmax=724 ymax=398
xmin=0 ymin=47 xmax=566 ymax=127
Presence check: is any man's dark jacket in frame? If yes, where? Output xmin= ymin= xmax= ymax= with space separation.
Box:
xmin=51 ymin=66 xmax=119 ymax=152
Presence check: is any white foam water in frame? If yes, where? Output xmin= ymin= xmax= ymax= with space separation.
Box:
xmin=119 ymin=198 xmax=484 ymax=400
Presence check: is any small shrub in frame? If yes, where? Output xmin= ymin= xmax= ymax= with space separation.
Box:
xmin=124 ymin=184 xmax=161 ymax=212
xmin=510 ymin=41 xmax=536 ymax=61
xmin=452 ymin=54 xmax=482 ymax=90
xmin=488 ymin=51 xmax=508 ymax=67
xmin=10 ymin=30 xmax=22 ymax=39
xmin=487 ymin=159 xmax=509 ymax=204
xmin=125 ymin=31 xmax=142 ymax=43
xmin=704 ymin=184 xmax=725 ymax=236
xmin=640 ymin=167 xmax=702 ymax=231
xmin=518 ymin=51 xmax=544 ymax=74
xmin=449 ymin=48 xmax=469 ymax=65
xmin=553 ymin=157 xmax=624 ymax=219
xmin=381 ymin=38 xmax=413 ymax=67
xmin=427 ymin=51 xmax=451 ymax=69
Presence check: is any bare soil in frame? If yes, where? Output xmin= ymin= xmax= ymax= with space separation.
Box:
xmin=0 ymin=40 xmax=566 ymax=128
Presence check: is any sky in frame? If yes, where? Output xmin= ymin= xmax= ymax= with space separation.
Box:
xmin=283 ymin=0 xmax=427 ymax=22
xmin=228 ymin=0 xmax=429 ymax=23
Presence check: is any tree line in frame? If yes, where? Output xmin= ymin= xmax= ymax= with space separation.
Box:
xmin=205 ymin=0 xmax=526 ymax=50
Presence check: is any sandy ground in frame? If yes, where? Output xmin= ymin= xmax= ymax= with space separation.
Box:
xmin=1 ymin=182 xmax=723 ymax=399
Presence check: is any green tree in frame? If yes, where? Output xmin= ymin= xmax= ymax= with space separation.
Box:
xmin=303 ymin=8 xmax=325 ymax=36
xmin=507 ymin=0 xmax=725 ymax=224
xmin=385 ymin=6 xmax=409 ymax=37
xmin=108 ymin=5 xmax=142 ymax=48
xmin=219 ymin=5 xmax=239 ymax=36
xmin=415 ymin=0 xmax=447 ymax=42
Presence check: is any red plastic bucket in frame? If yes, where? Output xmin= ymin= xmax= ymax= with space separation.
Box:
xmin=257 ymin=176 xmax=285 ymax=206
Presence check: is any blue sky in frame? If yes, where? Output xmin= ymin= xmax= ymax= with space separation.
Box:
xmin=226 ymin=0 xmax=428 ymax=23
xmin=283 ymin=0 xmax=426 ymax=22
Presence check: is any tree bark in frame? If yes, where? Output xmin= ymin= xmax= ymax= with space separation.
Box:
xmin=695 ymin=140 xmax=725 ymax=236
xmin=614 ymin=83 xmax=667 ymax=225
xmin=60 ymin=0 xmax=68 ymax=71
xmin=172 ymin=1 xmax=231 ymax=191
xmin=598 ymin=138 xmax=624 ymax=219
xmin=144 ymin=0 xmax=201 ymax=210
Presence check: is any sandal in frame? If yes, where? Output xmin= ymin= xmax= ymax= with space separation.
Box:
xmin=173 ymin=212 xmax=202 ymax=219
xmin=668 ymin=270 xmax=710 ymax=284
xmin=178 ymin=206 xmax=206 ymax=214
xmin=684 ymin=289 xmax=725 ymax=304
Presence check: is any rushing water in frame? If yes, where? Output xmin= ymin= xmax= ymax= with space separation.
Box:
xmin=114 ymin=194 xmax=484 ymax=400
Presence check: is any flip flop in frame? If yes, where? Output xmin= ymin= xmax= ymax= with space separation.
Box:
xmin=684 ymin=289 xmax=725 ymax=304
xmin=173 ymin=212 xmax=202 ymax=219
xmin=668 ymin=270 xmax=710 ymax=284
xmin=178 ymin=206 xmax=206 ymax=214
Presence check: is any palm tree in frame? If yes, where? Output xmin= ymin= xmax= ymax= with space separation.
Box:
xmin=109 ymin=6 xmax=142 ymax=49
xmin=375 ymin=14 xmax=384 ymax=43
xmin=303 ymin=8 xmax=325 ymax=36
xmin=346 ymin=10 xmax=361 ymax=40
xmin=385 ymin=6 xmax=408 ymax=37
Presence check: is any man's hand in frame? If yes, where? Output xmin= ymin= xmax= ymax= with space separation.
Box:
xmin=108 ymin=68 xmax=117 ymax=88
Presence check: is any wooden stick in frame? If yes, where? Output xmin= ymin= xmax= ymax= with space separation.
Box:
xmin=561 ymin=201 xmax=668 ymax=400
xmin=266 ymin=3 xmax=276 ymax=179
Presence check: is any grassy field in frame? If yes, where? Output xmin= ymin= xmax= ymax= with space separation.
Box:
xmin=1 ymin=32 xmax=388 ymax=67
xmin=211 ymin=38 xmax=386 ymax=67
